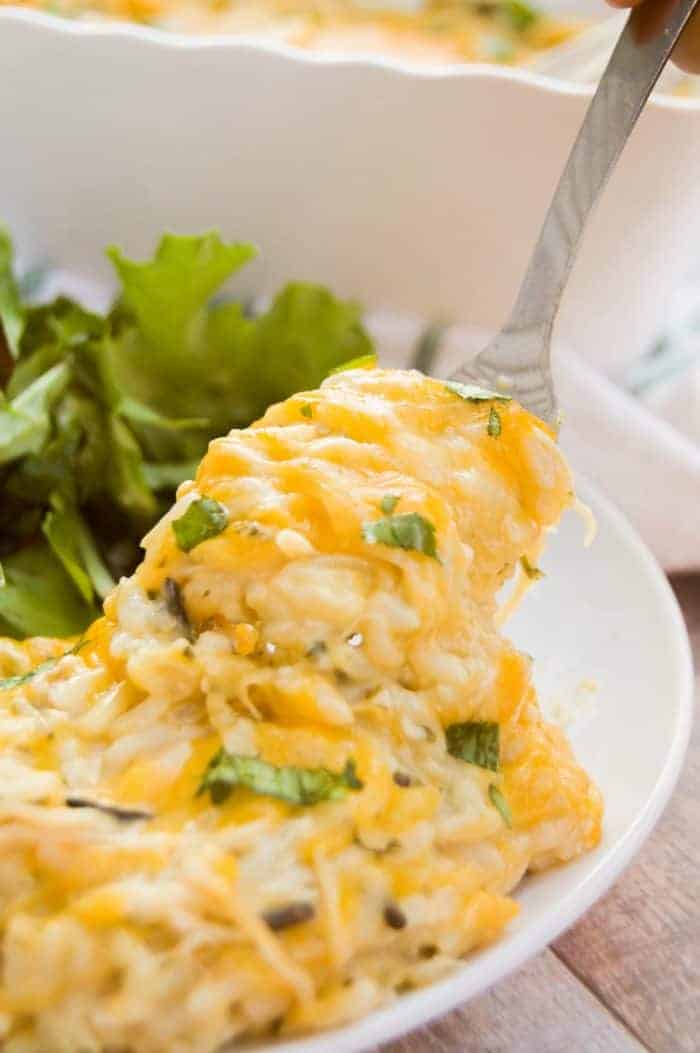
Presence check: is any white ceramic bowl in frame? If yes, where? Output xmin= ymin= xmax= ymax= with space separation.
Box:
xmin=2 ymin=7 xmax=700 ymax=382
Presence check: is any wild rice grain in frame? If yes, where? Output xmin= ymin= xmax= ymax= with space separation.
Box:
xmin=262 ymin=902 xmax=315 ymax=931
xmin=383 ymin=903 xmax=407 ymax=930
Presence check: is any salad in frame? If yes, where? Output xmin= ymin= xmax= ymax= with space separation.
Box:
xmin=0 ymin=228 xmax=374 ymax=638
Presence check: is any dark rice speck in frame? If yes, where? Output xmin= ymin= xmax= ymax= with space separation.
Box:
xmin=262 ymin=902 xmax=315 ymax=932
xmin=392 ymin=771 xmax=412 ymax=787
xmin=383 ymin=903 xmax=407 ymax=930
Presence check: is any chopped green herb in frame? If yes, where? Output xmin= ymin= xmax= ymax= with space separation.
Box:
xmin=444 ymin=380 xmax=511 ymax=403
xmin=300 ymin=403 xmax=313 ymax=418
xmin=0 ymin=637 xmax=87 ymax=692
xmin=0 ymin=658 xmax=58 ymax=692
xmin=362 ymin=513 xmax=438 ymax=560
xmin=380 ymin=493 xmax=400 ymax=515
xmin=489 ymin=784 xmax=513 ymax=828
xmin=446 ymin=721 xmax=500 ymax=772
xmin=197 ymin=749 xmax=364 ymax=807
xmin=487 ymin=406 xmax=502 ymax=438
xmin=172 ymin=497 xmax=229 ymax=553
xmin=504 ymin=0 xmax=537 ymax=32
xmin=327 ymin=353 xmax=377 ymax=376
xmin=520 ymin=555 xmax=544 ymax=580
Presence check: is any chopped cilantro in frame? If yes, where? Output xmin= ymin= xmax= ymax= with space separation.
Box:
xmin=489 ymin=784 xmax=513 ymax=828
xmin=504 ymin=0 xmax=537 ymax=32
xmin=487 ymin=406 xmax=502 ymax=438
xmin=197 ymin=749 xmax=363 ymax=807
xmin=300 ymin=403 xmax=313 ymax=418
xmin=328 ymin=353 xmax=377 ymax=376
xmin=172 ymin=497 xmax=229 ymax=553
xmin=380 ymin=493 xmax=400 ymax=515
xmin=0 ymin=637 xmax=87 ymax=692
xmin=444 ymin=380 xmax=511 ymax=403
xmin=446 ymin=721 xmax=500 ymax=771
xmin=362 ymin=512 xmax=438 ymax=560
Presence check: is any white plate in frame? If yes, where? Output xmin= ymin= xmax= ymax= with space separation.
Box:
xmin=241 ymin=476 xmax=692 ymax=1053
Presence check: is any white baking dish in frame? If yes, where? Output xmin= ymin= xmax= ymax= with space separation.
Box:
xmin=1 ymin=7 xmax=700 ymax=380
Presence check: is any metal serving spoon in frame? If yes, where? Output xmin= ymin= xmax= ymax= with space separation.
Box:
xmin=449 ymin=0 xmax=700 ymax=424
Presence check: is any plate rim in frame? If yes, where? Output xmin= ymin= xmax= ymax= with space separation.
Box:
xmin=243 ymin=473 xmax=694 ymax=1053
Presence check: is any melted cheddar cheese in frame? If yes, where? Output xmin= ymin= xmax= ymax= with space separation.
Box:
xmin=0 ymin=368 xmax=601 ymax=1053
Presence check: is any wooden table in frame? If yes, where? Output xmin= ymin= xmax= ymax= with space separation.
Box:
xmin=381 ymin=575 xmax=699 ymax=1053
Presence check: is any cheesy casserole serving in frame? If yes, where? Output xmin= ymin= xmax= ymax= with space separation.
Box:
xmin=1 ymin=0 xmax=580 ymax=65
xmin=0 ymin=367 xmax=602 ymax=1052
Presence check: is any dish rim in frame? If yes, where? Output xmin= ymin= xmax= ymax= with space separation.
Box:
xmin=3 ymin=6 xmax=700 ymax=112
xmin=227 ymin=472 xmax=691 ymax=1053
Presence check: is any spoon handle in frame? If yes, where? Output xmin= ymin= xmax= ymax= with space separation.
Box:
xmin=506 ymin=0 xmax=700 ymax=341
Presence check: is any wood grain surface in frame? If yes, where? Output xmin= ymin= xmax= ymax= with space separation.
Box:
xmin=379 ymin=574 xmax=699 ymax=1053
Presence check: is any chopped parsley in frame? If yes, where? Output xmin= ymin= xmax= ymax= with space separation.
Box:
xmin=521 ymin=555 xmax=544 ymax=580
xmin=172 ymin=497 xmax=229 ymax=553
xmin=487 ymin=406 xmax=502 ymax=438
xmin=504 ymin=0 xmax=538 ymax=32
xmin=489 ymin=784 xmax=513 ymax=828
xmin=0 ymin=638 xmax=87 ymax=692
xmin=446 ymin=721 xmax=500 ymax=771
xmin=380 ymin=494 xmax=400 ymax=515
xmin=444 ymin=380 xmax=511 ymax=403
xmin=362 ymin=513 xmax=438 ymax=560
xmin=300 ymin=403 xmax=313 ymax=418
xmin=328 ymin=353 xmax=377 ymax=376
xmin=197 ymin=749 xmax=363 ymax=807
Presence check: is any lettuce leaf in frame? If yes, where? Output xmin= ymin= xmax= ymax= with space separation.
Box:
xmin=0 ymin=227 xmax=375 ymax=639
xmin=0 ymin=544 xmax=98 ymax=639
xmin=107 ymin=232 xmax=256 ymax=357
xmin=0 ymin=228 xmax=25 ymax=360
xmin=0 ymin=363 xmax=71 ymax=465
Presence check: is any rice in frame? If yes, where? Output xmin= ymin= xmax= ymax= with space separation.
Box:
xmin=0 ymin=369 xmax=602 ymax=1052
